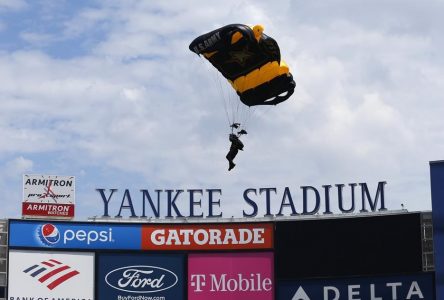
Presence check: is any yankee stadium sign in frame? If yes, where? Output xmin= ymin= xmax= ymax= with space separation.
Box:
xmin=96 ymin=181 xmax=387 ymax=219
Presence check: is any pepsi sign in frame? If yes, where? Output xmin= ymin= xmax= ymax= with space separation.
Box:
xmin=9 ymin=220 xmax=141 ymax=249
xmin=277 ymin=273 xmax=435 ymax=300
xmin=98 ymin=253 xmax=185 ymax=300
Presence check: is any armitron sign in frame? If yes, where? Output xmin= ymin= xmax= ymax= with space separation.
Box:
xmin=22 ymin=174 xmax=75 ymax=219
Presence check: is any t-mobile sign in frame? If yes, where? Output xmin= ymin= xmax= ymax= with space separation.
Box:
xmin=188 ymin=252 xmax=274 ymax=300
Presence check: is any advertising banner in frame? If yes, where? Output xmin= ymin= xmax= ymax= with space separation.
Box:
xmin=431 ymin=160 xmax=444 ymax=299
xmin=9 ymin=220 xmax=141 ymax=249
xmin=142 ymin=223 xmax=273 ymax=251
xmin=8 ymin=249 xmax=94 ymax=299
xmin=22 ymin=174 xmax=75 ymax=219
xmin=98 ymin=253 xmax=185 ymax=300
xmin=277 ymin=272 xmax=435 ymax=300
xmin=188 ymin=252 xmax=274 ymax=300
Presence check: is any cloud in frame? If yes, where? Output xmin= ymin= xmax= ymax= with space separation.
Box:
xmin=0 ymin=0 xmax=27 ymax=11
xmin=4 ymin=156 xmax=33 ymax=177
xmin=0 ymin=156 xmax=33 ymax=217
xmin=19 ymin=31 xmax=55 ymax=46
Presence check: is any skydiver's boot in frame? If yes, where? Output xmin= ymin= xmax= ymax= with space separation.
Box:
xmin=228 ymin=161 xmax=236 ymax=171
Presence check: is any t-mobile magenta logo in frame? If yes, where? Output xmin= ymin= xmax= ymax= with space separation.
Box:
xmin=23 ymin=259 xmax=80 ymax=290
xmin=190 ymin=273 xmax=273 ymax=292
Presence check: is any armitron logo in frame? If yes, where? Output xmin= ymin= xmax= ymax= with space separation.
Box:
xmin=23 ymin=259 xmax=79 ymax=290
xmin=38 ymin=223 xmax=60 ymax=245
xmin=105 ymin=265 xmax=178 ymax=293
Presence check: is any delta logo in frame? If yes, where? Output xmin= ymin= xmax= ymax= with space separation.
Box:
xmin=23 ymin=259 xmax=79 ymax=290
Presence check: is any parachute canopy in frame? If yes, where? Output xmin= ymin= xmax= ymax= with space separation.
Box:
xmin=189 ymin=24 xmax=295 ymax=106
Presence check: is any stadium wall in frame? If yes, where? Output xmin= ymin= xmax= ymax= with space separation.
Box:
xmin=4 ymin=211 xmax=436 ymax=300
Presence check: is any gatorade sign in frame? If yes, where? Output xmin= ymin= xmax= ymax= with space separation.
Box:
xmin=142 ymin=223 xmax=273 ymax=250
xmin=277 ymin=273 xmax=434 ymax=300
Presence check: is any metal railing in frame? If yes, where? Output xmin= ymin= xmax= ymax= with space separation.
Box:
xmin=0 ymin=219 xmax=7 ymax=300
xmin=421 ymin=212 xmax=434 ymax=271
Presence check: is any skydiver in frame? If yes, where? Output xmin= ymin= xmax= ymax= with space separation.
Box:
xmin=226 ymin=125 xmax=247 ymax=171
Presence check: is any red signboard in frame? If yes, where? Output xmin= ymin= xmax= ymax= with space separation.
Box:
xmin=22 ymin=203 xmax=75 ymax=218
xmin=141 ymin=223 xmax=273 ymax=251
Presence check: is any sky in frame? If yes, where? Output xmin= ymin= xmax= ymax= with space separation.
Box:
xmin=0 ymin=0 xmax=443 ymax=220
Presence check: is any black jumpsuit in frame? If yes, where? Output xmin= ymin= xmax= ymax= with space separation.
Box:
xmin=226 ymin=134 xmax=244 ymax=169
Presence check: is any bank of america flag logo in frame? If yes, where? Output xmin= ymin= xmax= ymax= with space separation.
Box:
xmin=23 ymin=259 xmax=79 ymax=290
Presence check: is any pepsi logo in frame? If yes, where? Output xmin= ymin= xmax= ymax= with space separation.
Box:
xmin=39 ymin=223 xmax=60 ymax=245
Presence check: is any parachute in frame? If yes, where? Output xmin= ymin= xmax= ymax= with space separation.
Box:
xmin=189 ymin=24 xmax=295 ymax=106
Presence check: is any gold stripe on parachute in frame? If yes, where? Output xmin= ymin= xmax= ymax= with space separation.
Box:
xmin=230 ymin=60 xmax=290 ymax=93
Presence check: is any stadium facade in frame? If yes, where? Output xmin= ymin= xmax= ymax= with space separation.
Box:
xmin=0 ymin=210 xmax=436 ymax=300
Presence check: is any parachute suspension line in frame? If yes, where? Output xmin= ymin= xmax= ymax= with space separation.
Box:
xmin=216 ymin=74 xmax=232 ymax=127
xmin=239 ymin=97 xmax=249 ymax=127
xmin=242 ymin=106 xmax=253 ymax=131
xmin=230 ymin=86 xmax=250 ymax=133
xmin=232 ymin=85 xmax=240 ymax=123
xmin=224 ymin=80 xmax=240 ymax=129
xmin=235 ymin=73 xmax=255 ymax=132
xmin=202 ymin=58 xmax=232 ymax=127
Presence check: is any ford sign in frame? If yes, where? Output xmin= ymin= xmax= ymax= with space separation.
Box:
xmin=105 ymin=265 xmax=178 ymax=293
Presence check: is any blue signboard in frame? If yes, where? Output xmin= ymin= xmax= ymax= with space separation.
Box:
xmin=97 ymin=253 xmax=185 ymax=300
xmin=277 ymin=273 xmax=434 ymax=300
xmin=8 ymin=220 xmax=141 ymax=249
xmin=431 ymin=160 xmax=444 ymax=299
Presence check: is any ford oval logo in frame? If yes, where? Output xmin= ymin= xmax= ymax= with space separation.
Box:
xmin=105 ymin=265 xmax=178 ymax=293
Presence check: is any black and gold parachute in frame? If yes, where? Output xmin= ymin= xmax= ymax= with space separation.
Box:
xmin=189 ymin=24 xmax=295 ymax=106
